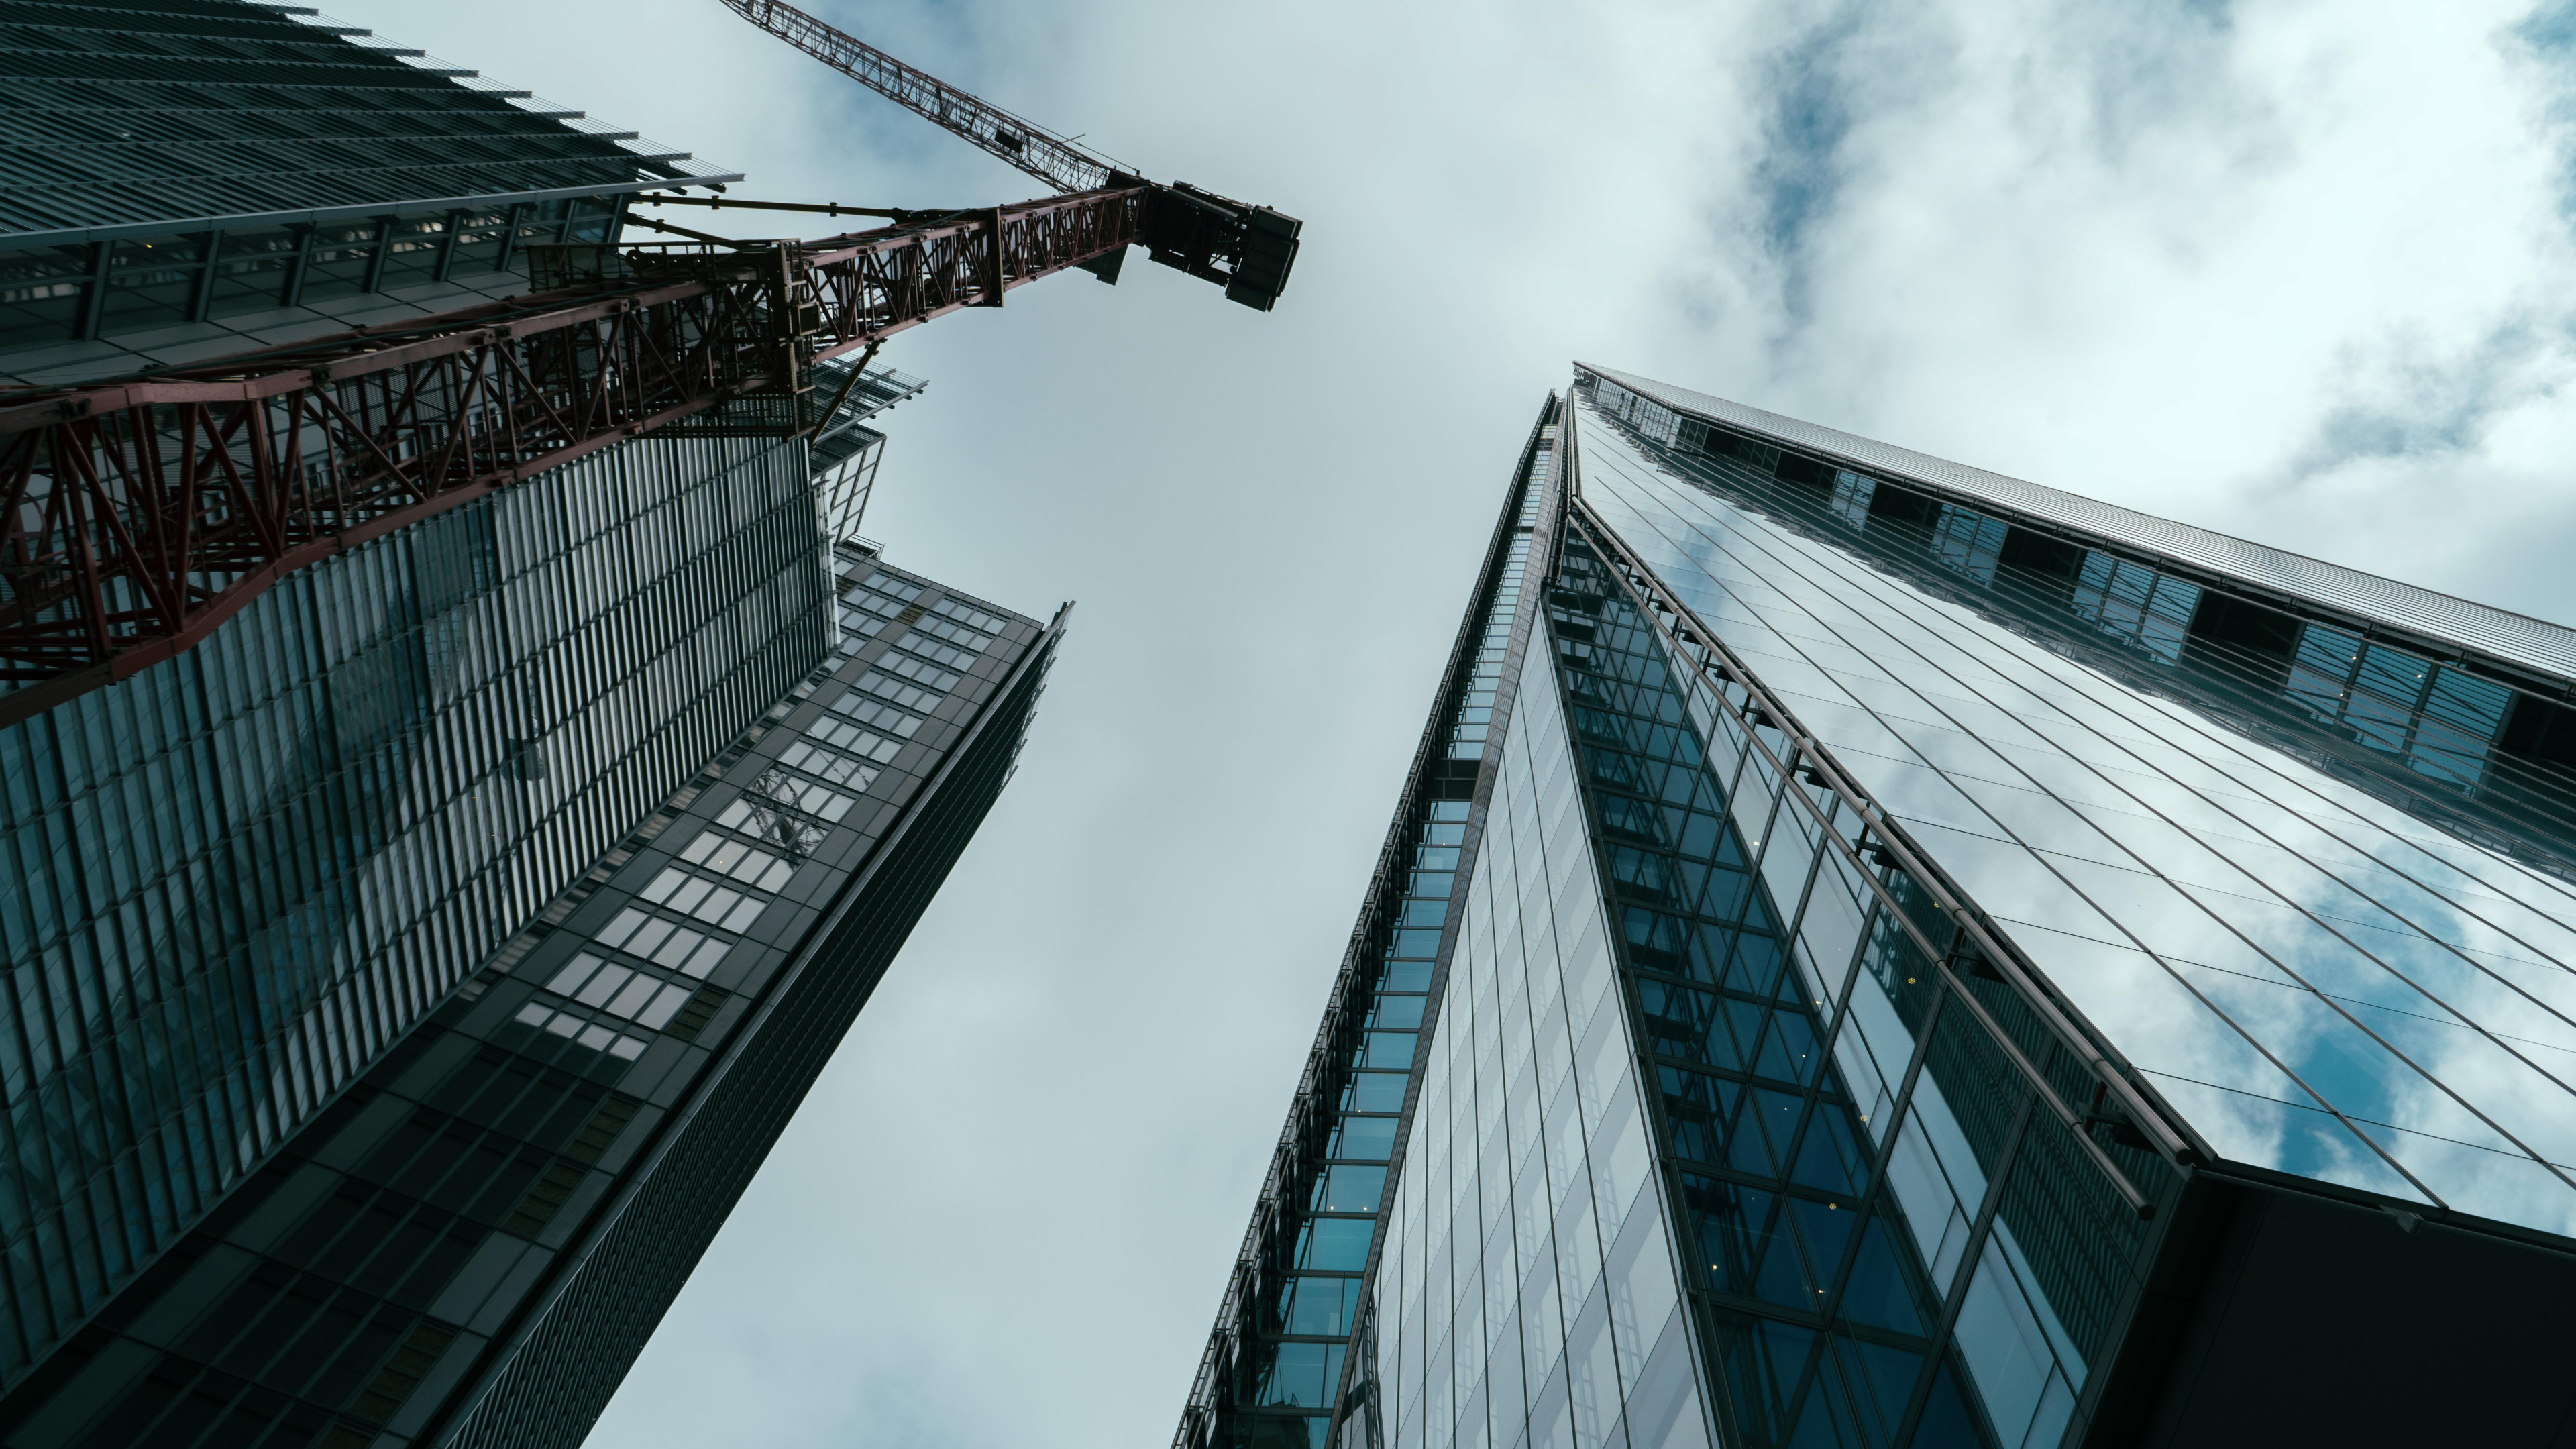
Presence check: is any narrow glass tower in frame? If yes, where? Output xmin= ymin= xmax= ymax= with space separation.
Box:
xmin=1176 ymin=366 xmax=2576 ymax=1449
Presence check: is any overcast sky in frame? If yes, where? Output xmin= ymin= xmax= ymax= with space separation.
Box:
xmin=328 ymin=1 xmax=2576 ymax=1443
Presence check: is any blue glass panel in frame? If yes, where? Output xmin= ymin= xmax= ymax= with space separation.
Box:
xmin=1278 ymin=1276 xmax=1366 ymax=1336
xmin=1334 ymin=1117 xmax=1399 ymax=1162
xmin=1756 ymin=1012 xmax=1823 ymax=1085
xmin=1708 ymin=1310 xmax=1817 ymax=1447
xmin=1254 ymin=1341 xmax=1348 ymax=1409
xmin=1845 ymin=1336 xmax=1925 ymax=1447
xmin=1375 ymin=996 xmax=1430 ymax=1029
xmin=1837 ymin=1214 xmax=1931 ymax=1336
xmin=1729 ymin=930 xmax=1784 ymax=996
xmin=1348 ymin=1072 xmax=1410 ymax=1112
xmin=1232 ymin=1415 xmax=1329 ymax=1449
xmin=1790 ymin=1102 xmax=1864 ymax=1195
xmin=1320 ymin=1166 xmax=1389 ymax=1214
xmin=1659 ymin=1069 xmax=1738 ymax=1167
xmin=1366 ymin=1033 xmax=1421 ymax=1070
xmin=1297 ymin=1218 xmax=1375 ymax=1271
xmin=1859 ymin=1358 xmax=1970 ymax=1449
xmin=1746 ymin=1089 xmax=1806 ymax=1174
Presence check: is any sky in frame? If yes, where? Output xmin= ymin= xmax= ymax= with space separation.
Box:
xmin=323 ymin=1 xmax=2576 ymax=1444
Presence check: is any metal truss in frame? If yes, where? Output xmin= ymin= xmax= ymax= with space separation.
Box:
xmin=717 ymin=0 xmax=1112 ymax=195
xmin=712 ymin=0 xmax=1303 ymax=311
xmin=0 ymin=189 xmax=1144 ymax=727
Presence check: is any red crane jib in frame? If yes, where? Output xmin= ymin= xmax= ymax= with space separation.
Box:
xmin=714 ymin=0 xmax=1301 ymax=313
xmin=0 ymin=189 xmax=1142 ymax=727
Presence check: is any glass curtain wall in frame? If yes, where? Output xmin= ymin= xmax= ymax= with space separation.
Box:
xmin=1354 ymin=382 xmax=2218 ymax=1449
xmin=1561 ymin=361 xmax=2576 ymax=1447
xmin=0 ymin=432 xmax=828 ymax=1381
xmin=1368 ymin=572 xmax=1709 ymax=1449
xmin=1363 ymin=428 xmax=2168 ymax=1449
xmin=1570 ymin=369 xmax=2576 ymax=1240
xmin=1546 ymin=517 xmax=2167 ymax=1449
xmin=1174 ymin=403 xmax=1567 ymax=1449
xmin=1237 ymin=361 xmax=2576 ymax=1449
xmin=1577 ymin=364 xmax=2576 ymax=878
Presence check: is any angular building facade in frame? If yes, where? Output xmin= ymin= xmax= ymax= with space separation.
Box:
xmin=1175 ymin=366 xmax=2576 ymax=1449
xmin=0 ymin=548 xmax=1057 ymax=1449
xmin=0 ymin=6 xmax=1060 ymax=1444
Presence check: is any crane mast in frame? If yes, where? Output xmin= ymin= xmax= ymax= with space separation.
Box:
xmin=712 ymin=0 xmax=1302 ymax=311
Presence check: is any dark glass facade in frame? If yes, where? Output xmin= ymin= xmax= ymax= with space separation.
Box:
xmin=0 ymin=11 xmax=1065 ymax=1444
xmin=0 ymin=431 xmax=825 ymax=1384
xmin=0 ymin=13 xmax=1053 ymax=1441
xmin=0 ymin=547 xmax=1058 ymax=1448
xmin=1179 ymin=365 xmax=2576 ymax=1449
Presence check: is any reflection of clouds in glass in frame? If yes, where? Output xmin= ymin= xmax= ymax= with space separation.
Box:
xmin=2346 ymin=1124 xmax=2576 ymax=1237
xmin=2139 ymin=1073 xmax=2430 ymax=1203
xmin=1583 ymin=422 xmax=2576 ymax=1236
xmin=1991 ymin=920 xmax=2316 ymax=1108
xmin=2245 ymin=853 xmax=2576 ymax=1185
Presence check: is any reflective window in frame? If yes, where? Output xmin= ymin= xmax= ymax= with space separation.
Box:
xmin=0 ymin=430 xmax=832 ymax=1376
xmin=1574 ymin=382 xmax=2576 ymax=1238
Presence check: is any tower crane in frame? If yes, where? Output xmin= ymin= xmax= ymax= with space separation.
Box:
xmin=0 ymin=2 xmax=1300 ymax=729
xmin=703 ymin=0 xmax=1301 ymax=310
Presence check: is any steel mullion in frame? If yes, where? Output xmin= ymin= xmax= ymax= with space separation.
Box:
xmin=1577 ymin=517 xmax=2004 ymax=1442
xmin=1887 ymin=1093 xmax=2038 ymax=1448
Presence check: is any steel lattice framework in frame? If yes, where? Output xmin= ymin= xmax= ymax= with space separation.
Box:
xmin=718 ymin=0 xmax=1113 ymax=195
xmin=0 ymin=189 xmax=1143 ymax=727
xmin=712 ymin=0 xmax=1302 ymax=311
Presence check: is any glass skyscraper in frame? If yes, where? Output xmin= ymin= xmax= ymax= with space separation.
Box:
xmin=0 ymin=545 xmax=1059 ymax=1449
xmin=1176 ymin=364 xmax=2576 ymax=1449
xmin=0 ymin=7 xmax=1063 ymax=1445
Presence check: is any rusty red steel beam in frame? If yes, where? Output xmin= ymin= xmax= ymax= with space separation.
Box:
xmin=0 ymin=188 xmax=1143 ymax=729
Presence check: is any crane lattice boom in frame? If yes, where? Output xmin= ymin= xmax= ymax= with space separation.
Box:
xmin=0 ymin=193 xmax=1142 ymax=727
xmin=724 ymin=0 xmax=1112 ymax=195
xmin=0 ymin=5 xmax=1305 ymax=720
xmin=713 ymin=0 xmax=1301 ymax=312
